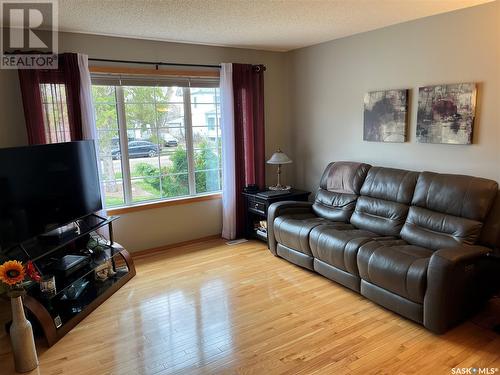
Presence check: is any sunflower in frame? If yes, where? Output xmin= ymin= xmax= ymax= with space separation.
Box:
xmin=0 ymin=260 xmax=26 ymax=286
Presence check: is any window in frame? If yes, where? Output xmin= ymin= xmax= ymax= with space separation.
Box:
xmin=91 ymin=74 xmax=221 ymax=208
xmin=40 ymin=83 xmax=72 ymax=143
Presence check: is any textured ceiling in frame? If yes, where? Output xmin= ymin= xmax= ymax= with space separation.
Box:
xmin=57 ymin=0 xmax=492 ymax=51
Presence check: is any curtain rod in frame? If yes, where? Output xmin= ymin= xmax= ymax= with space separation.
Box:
xmin=88 ymin=57 xmax=221 ymax=69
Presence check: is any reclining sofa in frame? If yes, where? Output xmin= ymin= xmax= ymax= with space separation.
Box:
xmin=268 ymin=161 xmax=500 ymax=333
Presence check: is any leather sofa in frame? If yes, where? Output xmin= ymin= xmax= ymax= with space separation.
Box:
xmin=268 ymin=161 xmax=500 ymax=333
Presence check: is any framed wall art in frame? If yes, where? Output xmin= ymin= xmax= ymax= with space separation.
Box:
xmin=363 ymin=89 xmax=408 ymax=143
xmin=416 ymin=83 xmax=477 ymax=144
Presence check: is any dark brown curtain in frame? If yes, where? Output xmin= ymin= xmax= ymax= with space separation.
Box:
xmin=18 ymin=69 xmax=45 ymax=144
xmin=233 ymin=63 xmax=266 ymax=237
xmin=18 ymin=53 xmax=83 ymax=144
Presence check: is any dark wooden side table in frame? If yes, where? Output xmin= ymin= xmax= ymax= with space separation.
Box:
xmin=242 ymin=189 xmax=311 ymax=243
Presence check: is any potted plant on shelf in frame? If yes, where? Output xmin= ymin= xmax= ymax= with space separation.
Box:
xmin=0 ymin=260 xmax=41 ymax=373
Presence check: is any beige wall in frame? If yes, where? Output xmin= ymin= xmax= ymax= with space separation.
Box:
xmin=0 ymin=32 xmax=290 ymax=252
xmin=108 ymin=199 xmax=222 ymax=252
xmin=288 ymin=2 xmax=500 ymax=193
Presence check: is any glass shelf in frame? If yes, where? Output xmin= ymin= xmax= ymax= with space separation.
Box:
xmin=32 ymin=246 xmax=123 ymax=302
xmin=52 ymin=268 xmax=129 ymax=327
xmin=29 ymin=215 xmax=118 ymax=262
xmin=0 ymin=214 xmax=118 ymax=263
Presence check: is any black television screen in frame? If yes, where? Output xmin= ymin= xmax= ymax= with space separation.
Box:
xmin=0 ymin=140 xmax=102 ymax=250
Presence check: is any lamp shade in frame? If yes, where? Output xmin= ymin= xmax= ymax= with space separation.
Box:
xmin=267 ymin=151 xmax=292 ymax=165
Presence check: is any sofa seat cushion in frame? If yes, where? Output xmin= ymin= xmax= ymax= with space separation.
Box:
xmin=309 ymin=226 xmax=380 ymax=275
xmin=357 ymin=239 xmax=433 ymax=303
xmin=274 ymin=214 xmax=352 ymax=256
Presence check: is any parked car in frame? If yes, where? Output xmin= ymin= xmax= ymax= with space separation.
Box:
xmin=111 ymin=136 xmax=135 ymax=148
xmin=112 ymin=141 xmax=159 ymax=159
xmin=163 ymin=133 xmax=178 ymax=147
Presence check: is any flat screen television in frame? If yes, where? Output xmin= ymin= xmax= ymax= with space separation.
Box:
xmin=0 ymin=140 xmax=102 ymax=251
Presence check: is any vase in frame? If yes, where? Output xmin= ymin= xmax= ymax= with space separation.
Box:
xmin=9 ymin=296 xmax=39 ymax=373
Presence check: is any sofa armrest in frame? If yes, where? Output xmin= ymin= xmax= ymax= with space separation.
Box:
xmin=424 ymin=245 xmax=492 ymax=333
xmin=267 ymin=201 xmax=313 ymax=255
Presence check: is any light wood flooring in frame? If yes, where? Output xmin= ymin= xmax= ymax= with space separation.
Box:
xmin=0 ymin=239 xmax=499 ymax=374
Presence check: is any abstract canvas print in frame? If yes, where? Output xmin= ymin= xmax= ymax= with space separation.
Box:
xmin=416 ymin=83 xmax=477 ymax=144
xmin=363 ymin=89 xmax=408 ymax=142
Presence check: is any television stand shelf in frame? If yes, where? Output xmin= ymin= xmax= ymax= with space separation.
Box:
xmin=1 ymin=214 xmax=136 ymax=347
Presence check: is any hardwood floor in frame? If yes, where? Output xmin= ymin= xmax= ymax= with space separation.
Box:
xmin=0 ymin=239 xmax=499 ymax=374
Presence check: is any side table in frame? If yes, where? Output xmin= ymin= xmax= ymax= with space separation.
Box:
xmin=242 ymin=189 xmax=311 ymax=244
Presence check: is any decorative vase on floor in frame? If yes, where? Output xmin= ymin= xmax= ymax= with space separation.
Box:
xmin=10 ymin=296 xmax=39 ymax=373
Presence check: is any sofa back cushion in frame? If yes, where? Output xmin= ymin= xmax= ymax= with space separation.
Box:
xmin=350 ymin=167 xmax=419 ymax=236
xmin=312 ymin=161 xmax=371 ymax=222
xmin=400 ymin=172 xmax=498 ymax=250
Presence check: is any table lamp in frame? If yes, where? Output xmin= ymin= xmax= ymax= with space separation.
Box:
xmin=267 ymin=148 xmax=292 ymax=190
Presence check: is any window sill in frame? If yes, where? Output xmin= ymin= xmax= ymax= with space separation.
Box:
xmin=106 ymin=193 xmax=222 ymax=215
